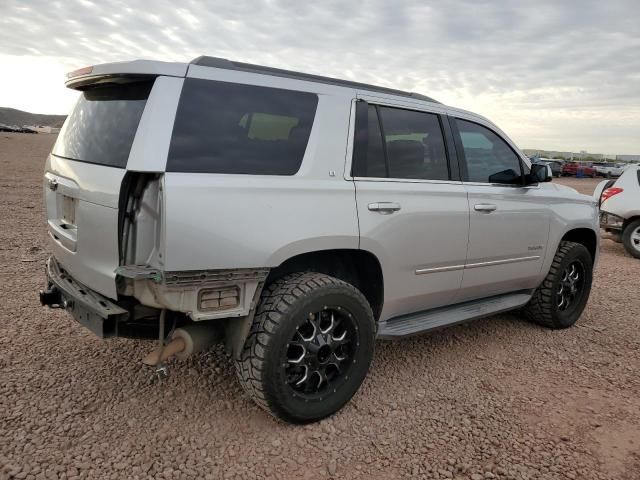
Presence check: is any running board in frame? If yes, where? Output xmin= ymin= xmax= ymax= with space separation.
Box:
xmin=377 ymin=291 xmax=532 ymax=339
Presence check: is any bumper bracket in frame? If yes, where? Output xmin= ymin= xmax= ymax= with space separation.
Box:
xmin=41 ymin=257 xmax=129 ymax=338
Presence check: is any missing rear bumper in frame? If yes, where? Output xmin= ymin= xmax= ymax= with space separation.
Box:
xmin=117 ymin=265 xmax=269 ymax=321
xmin=41 ymin=257 xmax=129 ymax=338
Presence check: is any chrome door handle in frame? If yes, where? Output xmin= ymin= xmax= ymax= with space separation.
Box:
xmin=474 ymin=203 xmax=497 ymax=213
xmin=368 ymin=202 xmax=401 ymax=214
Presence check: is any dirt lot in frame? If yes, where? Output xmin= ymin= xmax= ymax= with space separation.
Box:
xmin=1 ymin=133 xmax=639 ymax=480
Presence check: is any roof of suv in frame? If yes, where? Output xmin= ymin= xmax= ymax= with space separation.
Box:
xmin=190 ymin=56 xmax=440 ymax=104
xmin=65 ymin=56 xmax=440 ymax=105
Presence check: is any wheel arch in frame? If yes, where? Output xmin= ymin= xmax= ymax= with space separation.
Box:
xmin=266 ymin=248 xmax=384 ymax=322
xmin=561 ymin=228 xmax=598 ymax=262
xmin=623 ymin=215 xmax=640 ymax=229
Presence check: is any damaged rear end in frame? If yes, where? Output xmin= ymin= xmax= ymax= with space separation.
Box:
xmin=40 ymin=61 xmax=183 ymax=337
xmin=40 ymin=60 xmax=274 ymax=368
xmin=40 ymin=61 xmax=238 ymax=354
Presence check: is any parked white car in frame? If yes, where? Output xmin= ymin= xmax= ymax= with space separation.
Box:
xmin=595 ymin=162 xmax=626 ymax=178
xmin=39 ymin=57 xmax=599 ymax=423
xmin=595 ymin=165 xmax=640 ymax=258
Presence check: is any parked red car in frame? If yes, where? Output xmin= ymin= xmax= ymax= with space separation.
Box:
xmin=561 ymin=162 xmax=596 ymax=177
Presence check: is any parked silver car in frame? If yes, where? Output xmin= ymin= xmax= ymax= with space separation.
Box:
xmin=595 ymin=165 xmax=640 ymax=258
xmin=39 ymin=57 xmax=599 ymax=423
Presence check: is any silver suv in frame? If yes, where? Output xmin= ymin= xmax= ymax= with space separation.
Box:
xmin=40 ymin=57 xmax=599 ymax=423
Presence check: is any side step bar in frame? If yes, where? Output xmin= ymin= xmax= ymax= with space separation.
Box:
xmin=377 ymin=291 xmax=532 ymax=339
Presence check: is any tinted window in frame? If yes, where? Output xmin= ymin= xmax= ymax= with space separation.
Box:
xmin=52 ymin=81 xmax=152 ymax=168
xmin=168 ymin=79 xmax=318 ymax=175
xmin=351 ymin=104 xmax=386 ymax=177
xmin=456 ymin=119 xmax=522 ymax=183
xmin=353 ymin=104 xmax=449 ymax=180
xmin=379 ymin=106 xmax=449 ymax=180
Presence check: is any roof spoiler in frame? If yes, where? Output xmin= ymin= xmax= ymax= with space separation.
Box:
xmin=65 ymin=60 xmax=188 ymax=90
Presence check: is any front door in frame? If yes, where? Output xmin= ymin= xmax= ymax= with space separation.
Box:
xmin=451 ymin=117 xmax=550 ymax=301
xmin=352 ymin=101 xmax=470 ymax=321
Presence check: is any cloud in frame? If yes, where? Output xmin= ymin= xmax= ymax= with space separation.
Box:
xmin=0 ymin=0 xmax=638 ymax=153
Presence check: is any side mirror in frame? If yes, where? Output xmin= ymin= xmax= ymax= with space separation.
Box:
xmin=488 ymin=168 xmax=521 ymax=185
xmin=528 ymin=163 xmax=552 ymax=185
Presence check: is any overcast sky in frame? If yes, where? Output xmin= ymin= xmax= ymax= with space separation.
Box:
xmin=1 ymin=0 xmax=639 ymax=154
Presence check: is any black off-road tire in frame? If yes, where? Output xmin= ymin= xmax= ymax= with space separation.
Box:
xmin=523 ymin=241 xmax=593 ymax=329
xmin=622 ymin=219 xmax=640 ymax=259
xmin=235 ymin=272 xmax=375 ymax=424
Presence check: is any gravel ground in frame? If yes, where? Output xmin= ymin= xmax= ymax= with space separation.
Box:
xmin=1 ymin=132 xmax=639 ymax=480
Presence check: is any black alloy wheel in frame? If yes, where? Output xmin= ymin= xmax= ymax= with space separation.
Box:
xmin=285 ymin=307 xmax=358 ymax=397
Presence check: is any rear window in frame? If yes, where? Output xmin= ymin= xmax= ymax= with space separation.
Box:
xmin=52 ymin=81 xmax=153 ymax=168
xmin=167 ymin=79 xmax=318 ymax=175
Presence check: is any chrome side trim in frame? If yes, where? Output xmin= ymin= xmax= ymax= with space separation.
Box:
xmin=464 ymin=255 xmax=541 ymax=269
xmin=415 ymin=264 xmax=465 ymax=275
xmin=415 ymin=255 xmax=540 ymax=275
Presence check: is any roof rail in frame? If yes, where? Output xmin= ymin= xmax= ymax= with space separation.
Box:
xmin=190 ymin=56 xmax=440 ymax=104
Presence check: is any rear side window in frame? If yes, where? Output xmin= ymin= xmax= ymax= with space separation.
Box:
xmin=352 ymin=103 xmax=450 ymax=180
xmin=53 ymin=81 xmax=153 ymax=168
xmin=168 ymin=79 xmax=318 ymax=175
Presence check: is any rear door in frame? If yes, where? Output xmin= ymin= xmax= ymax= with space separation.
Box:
xmin=352 ymin=100 xmax=470 ymax=321
xmin=451 ymin=117 xmax=550 ymax=301
xmin=44 ymin=79 xmax=156 ymax=299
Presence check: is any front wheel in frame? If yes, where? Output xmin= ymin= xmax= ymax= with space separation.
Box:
xmin=235 ymin=272 xmax=375 ymax=423
xmin=622 ymin=220 xmax=640 ymax=259
xmin=523 ymin=241 xmax=593 ymax=329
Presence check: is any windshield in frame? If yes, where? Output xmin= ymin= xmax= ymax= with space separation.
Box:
xmin=52 ymin=80 xmax=154 ymax=168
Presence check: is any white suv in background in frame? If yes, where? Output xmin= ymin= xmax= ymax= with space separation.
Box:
xmin=595 ymin=162 xmax=626 ymax=178
xmin=40 ymin=57 xmax=599 ymax=423
xmin=596 ymin=165 xmax=640 ymax=258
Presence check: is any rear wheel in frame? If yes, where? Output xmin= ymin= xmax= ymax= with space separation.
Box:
xmin=523 ymin=241 xmax=593 ymax=329
xmin=622 ymin=220 xmax=640 ymax=259
xmin=235 ymin=272 xmax=375 ymax=423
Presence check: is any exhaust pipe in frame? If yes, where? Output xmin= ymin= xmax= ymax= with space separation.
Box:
xmin=142 ymin=322 xmax=221 ymax=366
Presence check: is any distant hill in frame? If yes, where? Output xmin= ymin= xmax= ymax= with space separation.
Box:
xmin=0 ymin=107 xmax=66 ymax=128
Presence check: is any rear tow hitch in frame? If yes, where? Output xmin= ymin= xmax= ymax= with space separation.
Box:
xmin=39 ymin=287 xmax=62 ymax=308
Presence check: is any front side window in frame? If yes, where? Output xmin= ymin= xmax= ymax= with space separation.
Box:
xmin=168 ymin=79 xmax=318 ymax=175
xmin=455 ymin=119 xmax=523 ymax=184
xmin=352 ymin=103 xmax=450 ymax=181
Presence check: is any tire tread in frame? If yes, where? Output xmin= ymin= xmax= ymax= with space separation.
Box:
xmin=235 ymin=272 xmax=371 ymax=420
xmin=523 ymin=241 xmax=589 ymax=329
